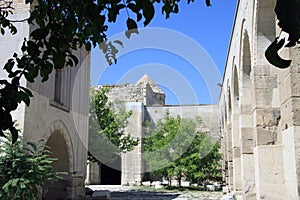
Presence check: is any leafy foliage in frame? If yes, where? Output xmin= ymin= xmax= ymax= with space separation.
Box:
xmin=88 ymin=87 xmax=139 ymax=164
xmin=265 ymin=0 xmax=300 ymax=68
xmin=275 ymin=0 xmax=300 ymax=47
xmin=0 ymin=0 xmax=212 ymax=143
xmin=0 ymin=135 xmax=60 ymax=200
xmin=143 ymin=111 xmax=222 ymax=186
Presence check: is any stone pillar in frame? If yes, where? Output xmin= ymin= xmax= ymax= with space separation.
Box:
xmin=232 ymin=110 xmax=242 ymax=191
xmin=253 ymin=145 xmax=285 ymax=200
xmin=226 ymin=122 xmax=234 ymax=190
xmin=240 ymin=125 xmax=255 ymax=199
xmin=121 ymin=102 xmax=144 ymax=185
xmin=278 ymin=46 xmax=300 ymax=199
xmin=239 ymin=89 xmax=256 ymax=199
xmin=86 ymin=161 xmax=101 ymax=185
xmin=252 ymin=63 xmax=284 ymax=199
xmin=67 ymin=174 xmax=86 ymax=200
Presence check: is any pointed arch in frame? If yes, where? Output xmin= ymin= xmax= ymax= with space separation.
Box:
xmin=232 ymin=65 xmax=240 ymax=109
xmin=43 ymin=120 xmax=75 ymax=173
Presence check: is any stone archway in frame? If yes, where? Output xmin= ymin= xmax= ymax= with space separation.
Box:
xmin=42 ymin=120 xmax=74 ymax=200
xmin=231 ymin=65 xmax=242 ymax=191
xmin=239 ymin=30 xmax=256 ymax=198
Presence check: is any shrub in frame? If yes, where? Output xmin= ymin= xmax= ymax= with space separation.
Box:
xmin=0 ymin=136 xmax=61 ymax=200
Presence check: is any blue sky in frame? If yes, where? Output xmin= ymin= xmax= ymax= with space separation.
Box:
xmin=90 ymin=1 xmax=237 ymax=105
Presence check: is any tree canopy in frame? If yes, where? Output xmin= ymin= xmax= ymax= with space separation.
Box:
xmin=88 ymin=86 xmax=138 ymax=165
xmin=143 ymin=111 xmax=222 ymax=187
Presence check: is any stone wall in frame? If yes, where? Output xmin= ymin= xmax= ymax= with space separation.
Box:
xmin=100 ymin=75 xmax=165 ymax=106
xmin=145 ymin=104 xmax=220 ymax=140
xmin=0 ymin=1 xmax=90 ymax=199
xmin=104 ymin=84 xmax=145 ymax=104
xmin=219 ymin=0 xmax=300 ymax=199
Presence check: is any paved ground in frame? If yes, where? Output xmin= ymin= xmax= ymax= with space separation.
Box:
xmin=86 ymin=185 xmax=223 ymax=200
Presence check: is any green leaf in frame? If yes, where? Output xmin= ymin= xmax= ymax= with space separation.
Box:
xmin=142 ymin=0 xmax=155 ymax=26
xmin=85 ymin=41 xmax=92 ymax=51
xmin=114 ymin=40 xmax=124 ymax=47
xmin=3 ymin=59 xmax=15 ymax=73
xmin=205 ymin=0 xmax=212 ymax=7
xmin=53 ymin=52 xmax=66 ymax=69
xmin=18 ymin=91 xmax=31 ymax=106
xmin=127 ymin=3 xmax=140 ymax=13
xmin=10 ymin=127 xmax=18 ymax=144
xmin=30 ymin=28 xmax=45 ymax=40
xmin=125 ymin=18 xmax=139 ymax=39
xmin=69 ymin=54 xmax=79 ymax=66
xmin=136 ymin=12 xmax=142 ymax=22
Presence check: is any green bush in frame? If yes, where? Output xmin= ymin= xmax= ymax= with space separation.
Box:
xmin=0 ymin=136 xmax=61 ymax=200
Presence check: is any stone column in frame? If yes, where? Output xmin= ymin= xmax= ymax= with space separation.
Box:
xmin=240 ymin=88 xmax=255 ymax=199
xmin=232 ymin=109 xmax=242 ymax=191
xmin=86 ymin=161 xmax=101 ymax=185
xmin=252 ymin=63 xmax=285 ymax=199
xmin=121 ymin=102 xmax=144 ymax=185
xmin=279 ymin=46 xmax=300 ymax=199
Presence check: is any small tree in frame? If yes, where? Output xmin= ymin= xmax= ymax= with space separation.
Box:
xmin=0 ymin=136 xmax=60 ymax=200
xmin=88 ymin=87 xmax=139 ymax=165
xmin=181 ymin=133 xmax=222 ymax=185
xmin=143 ymin=110 xmax=222 ymax=187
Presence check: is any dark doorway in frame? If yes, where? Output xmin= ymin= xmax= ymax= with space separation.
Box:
xmin=44 ymin=131 xmax=70 ymax=200
xmin=100 ymin=157 xmax=121 ymax=185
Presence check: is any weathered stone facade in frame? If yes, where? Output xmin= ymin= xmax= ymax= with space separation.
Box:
xmin=2 ymin=1 xmax=300 ymax=200
xmin=0 ymin=1 xmax=90 ymax=199
xmin=86 ymin=75 xmax=220 ymax=186
xmin=104 ymin=74 xmax=166 ymax=106
xmin=220 ymin=0 xmax=300 ymax=199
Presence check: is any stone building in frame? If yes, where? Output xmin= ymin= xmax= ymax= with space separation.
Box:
xmin=0 ymin=1 xmax=90 ymax=199
xmin=86 ymin=74 xmax=220 ymax=185
xmin=2 ymin=0 xmax=300 ymax=200
xmin=219 ymin=0 xmax=300 ymax=199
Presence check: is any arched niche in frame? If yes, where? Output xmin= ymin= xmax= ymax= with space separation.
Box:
xmin=242 ymin=31 xmax=251 ymax=87
xmin=240 ymin=31 xmax=253 ymax=115
xmin=233 ymin=65 xmax=240 ymax=109
xmin=228 ymin=88 xmax=232 ymax=117
xmin=43 ymin=120 xmax=74 ymax=200
xmin=46 ymin=130 xmax=69 ymax=172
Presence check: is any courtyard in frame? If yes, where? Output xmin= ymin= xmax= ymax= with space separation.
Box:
xmin=86 ymin=185 xmax=223 ymax=200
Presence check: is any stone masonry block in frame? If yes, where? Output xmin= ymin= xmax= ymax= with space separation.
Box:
xmin=254 ymin=108 xmax=280 ymax=128
xmin=241 ymin=139 xmax=254 ymax=154
xmin=253 ymin=65 xmax=270 ymax=77
xmin=241 ymin=127 xmax=254 ymax=140
xmin=278 ymin=73 xmax=300 ymax=104
xmin=255 ymin=127 xmax=276 ymax=146
xmin=253 ymin=76 xmax=277 ymax=89
xmin=280 ymin=97 xmax=300 ymax=128
xmin=76 ymin=186 xmax=86 ymax=197
xmin=240 ymin=104 xmax=253 ymax=115
xmin=239 ymin=116 xmax=254 ymax=130
xmin=254 ymin=145 xmax=286 ymax=199
xmin=254 ymin=88 xmax=274 ymax=108
xmin=281 ymin=126 xmax=299 ymax=200
xmin=279 ymin=47 xmax=300 ymax=103
xmin=233 ymin=147 xmax=241 ymax=158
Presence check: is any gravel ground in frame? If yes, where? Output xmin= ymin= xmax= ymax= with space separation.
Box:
xmin=86 ymin=185 xmax=223 ymax=200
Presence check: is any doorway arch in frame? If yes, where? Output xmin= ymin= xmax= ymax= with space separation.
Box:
xmin=43 ymin=120 xmax=74 ymax=200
